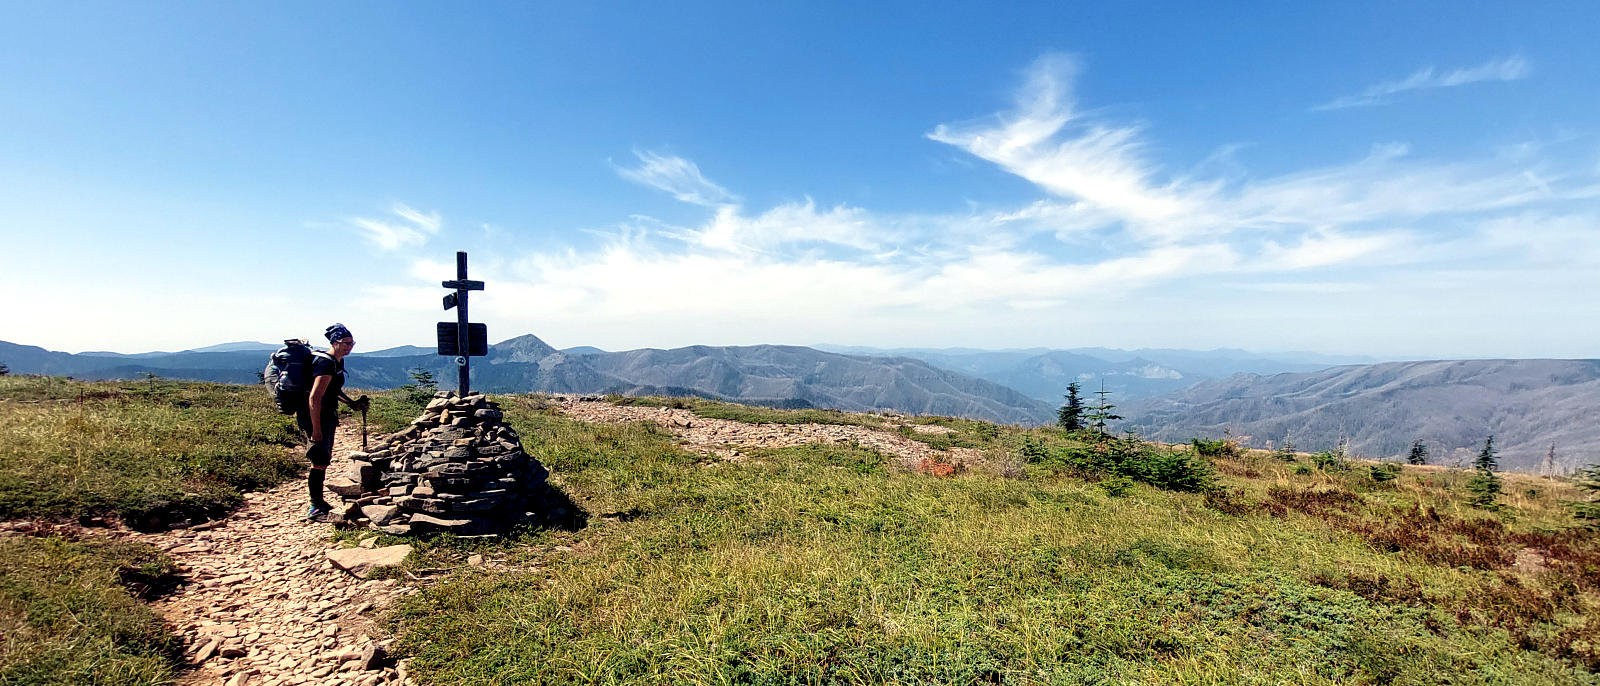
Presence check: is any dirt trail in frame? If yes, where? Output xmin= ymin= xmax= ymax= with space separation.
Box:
xmin=551 ymin=397 xmax=985 ymax=469
xmin=115 ymin=425 xmax=416 ymax=686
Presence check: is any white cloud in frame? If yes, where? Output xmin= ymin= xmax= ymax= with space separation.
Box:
xmin=346 ymin=55 xmax=1597 ymax=357
xmin=685 ymin=200 xmax=881 ymax=254
xmin=928 ymin=54 xmax=1194 ymax=227
xmin=615 ymin=150 xmax=739 ymax=206
xmin=1314 ymin=56 xmax=1530 ymax=111
xmin=348 ymin=203 xmax=442 ymax=251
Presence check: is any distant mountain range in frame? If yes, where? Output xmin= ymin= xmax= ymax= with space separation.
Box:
xmin=0 ymin=337 xmax=1054 ymax=425
xmin=9 ymin=338 xmax=1593 ymax=472
xmin=818 ymin=345 xmax=1374 ymax=402
xmin=1122 ymin=359 xmax=1600 ymax=473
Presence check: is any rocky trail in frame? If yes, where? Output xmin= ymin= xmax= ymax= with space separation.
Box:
xmin=550 ymin=396 xmax=986 ymax=468
xmin=117 ymin=425 xmax=419 ymax=686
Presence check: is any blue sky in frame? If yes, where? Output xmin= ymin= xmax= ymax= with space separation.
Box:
xmin=2 ymin=2 xmax=1597 ymax=358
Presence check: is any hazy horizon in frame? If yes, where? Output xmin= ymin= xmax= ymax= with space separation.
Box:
xmin=17 ymin=335 xmax=1587 ymax=367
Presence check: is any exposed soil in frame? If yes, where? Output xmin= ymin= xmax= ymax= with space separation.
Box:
xmin=551 ymin=397 xmax=986 ymax=469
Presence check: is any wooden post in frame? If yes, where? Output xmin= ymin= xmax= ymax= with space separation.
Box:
xmin=455 ymin=251 xmax=470 ymax=395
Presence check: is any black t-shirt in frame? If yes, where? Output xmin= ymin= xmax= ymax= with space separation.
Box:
xmin=311 ymin=353 xmax=345 ymax=423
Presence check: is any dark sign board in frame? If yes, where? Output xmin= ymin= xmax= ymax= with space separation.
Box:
xmin=436 ymin=322 xmax=488 ymax=357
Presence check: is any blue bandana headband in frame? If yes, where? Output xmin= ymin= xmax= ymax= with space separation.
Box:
xmin=324 ymin=323 xmax=353 ymax=343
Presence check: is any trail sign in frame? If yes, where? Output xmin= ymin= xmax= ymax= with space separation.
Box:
xmin=436 ymin=322 xmax=487 ymax=356
xmin=437 ymin=251 xmax=487 ymax=394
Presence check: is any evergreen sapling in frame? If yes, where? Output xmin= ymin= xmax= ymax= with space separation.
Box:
xmin=1407 ymin=439 xmax=1428 ymax=465
xmin=1057 ymin=382 xmax=1084 ymax=431
xmin=1467 ymin=435 xmax=1502 ymax=508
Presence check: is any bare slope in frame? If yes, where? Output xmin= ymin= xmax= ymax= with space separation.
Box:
xmin=1124 ymin=358 xmax=1600 ymax=471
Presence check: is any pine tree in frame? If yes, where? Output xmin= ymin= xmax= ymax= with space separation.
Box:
xmin=0 ymin=362 xmax=8 ymax=376
xmin=1407 ymin=439 xmax=1428 ymax=465
xmin=1275 ymin=435 xmax=1296 ymax=461
xmin=403 ymin=367 xmax=439 ymax=405
xmin=1467 ymin=435 xmax=1502 ymax=508
xmin=1057 ymin=382 xmax=1084 ymax=431
xmin=1083 ymin=380 xmax=1122 ymax=433
xmin=1474 ymin=435 xmax=1498 ymax=471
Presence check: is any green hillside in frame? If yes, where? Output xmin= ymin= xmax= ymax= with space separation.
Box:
xmin=387 ymin=396 xmax=1600 ymax=685
xmin=1 ymin=377 xmax=1598 ymax=684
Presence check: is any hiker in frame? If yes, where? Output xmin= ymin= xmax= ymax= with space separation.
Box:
xmin=301 ymin=323 xmax=368 ymax=521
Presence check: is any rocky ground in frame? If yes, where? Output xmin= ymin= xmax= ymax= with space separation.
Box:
xmin=550 ymin=396 xmax=985 ymax=469
xmin=118 ymin=426 xmax=419 ymax=686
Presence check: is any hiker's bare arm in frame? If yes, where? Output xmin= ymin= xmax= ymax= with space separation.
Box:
xmin=308 ymin=375 xmax=332 ymax=441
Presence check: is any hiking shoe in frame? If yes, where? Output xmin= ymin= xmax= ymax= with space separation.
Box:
xmin=306 ymin=504 xmax=332 ymax=522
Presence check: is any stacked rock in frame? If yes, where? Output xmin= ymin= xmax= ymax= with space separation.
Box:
xmin=332 ymin=391 xmax=550 ymax=536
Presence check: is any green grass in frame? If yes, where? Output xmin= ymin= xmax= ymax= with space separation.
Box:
xmin=0 ymin=376 xmax=303 ymax=529
xmin=0 ymin=535 xmax=183 ymax=685
xmin=4 ymin=379 xmax=1596 ymax=684
xmin=388 ymin=400 xmax=1600 ymax=685
xmin=360 ymin=386 xmax=437 ymax=434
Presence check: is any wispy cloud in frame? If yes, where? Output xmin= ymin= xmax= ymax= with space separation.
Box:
xmin=348 ymin=203 xmax=442 ymax=251
xmin=358 ymin=54 xmax=1597 ymax=355
xmin=1313 ymin=56 xmax=1531 ymax=111
xmin=616 ymin=150 xmax=739 ymax=206
xmin=928 ymin=54 xmax=1192 ymax=227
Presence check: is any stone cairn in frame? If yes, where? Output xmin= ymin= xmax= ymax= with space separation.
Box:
xmin=329 ymin=391 xmax=552 ymax=536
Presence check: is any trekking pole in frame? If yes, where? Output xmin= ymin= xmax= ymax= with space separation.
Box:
xmin=359 ymin=395 xmax=369 ymax=451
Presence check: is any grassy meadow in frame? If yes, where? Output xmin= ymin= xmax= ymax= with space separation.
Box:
xmin=387 ymin=395 xmax=1600 ymax=685
xmin=0 ymin=535 xmax=183 ymax=685
xmin=0 ymin=376 xmax=303 ymax=530
xmin=1 ymin=376 xmax=1598 ymax=685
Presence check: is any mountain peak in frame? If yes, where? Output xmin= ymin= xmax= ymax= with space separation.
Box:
xmin=491 ymin=334 xmax=559 ymax=363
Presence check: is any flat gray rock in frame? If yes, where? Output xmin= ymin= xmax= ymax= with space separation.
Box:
xmin=325 ymin=544 xmax=411 ymax=578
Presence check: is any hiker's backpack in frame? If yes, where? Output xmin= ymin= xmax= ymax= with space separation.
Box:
xmin=264 ymin=339 xmax=327 ymax=415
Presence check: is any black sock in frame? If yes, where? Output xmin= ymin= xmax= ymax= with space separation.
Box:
xmin=308 ymin=468 xmax=328 ymax=508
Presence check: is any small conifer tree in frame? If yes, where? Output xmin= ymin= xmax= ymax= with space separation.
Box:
xmin=402 ymin=367 xmax=438 ymax=406
xmin=1467 ymin=435 xmax=1502 ymax=508
xmin=0 ymin=362 xmax=10 ymax=376
xmin=1474 ymin=435 xmax=1498 ymax=471
xmin=1276 ymin=435 xmax=1297 ymax=461
xmin=1057 ymin=382 xmax=1084 ymax=431
xmin=1407 ymin=439 xmax=1428 ymax=465
xmin=1019 ymin=435 xmax=1051 ymax=464
xmin=1084 ymin=380 xmax=1122 ymax=434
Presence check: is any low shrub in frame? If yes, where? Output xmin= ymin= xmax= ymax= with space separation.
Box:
xmin=1312 ymin=451 xmax=1348 ymax=471
xmin=1191 ymin=437 xmax=1241 ymax=458
xmin=1098 ymin=476 xmax=1135 ymax=497
xmin=1056 ymin=434 xmax=1215 ymax=493
xmin=1369 ymin=463 xmax=1402 ymax=485
xmin=1018 ymin=435 xmax=1051 ymax=464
